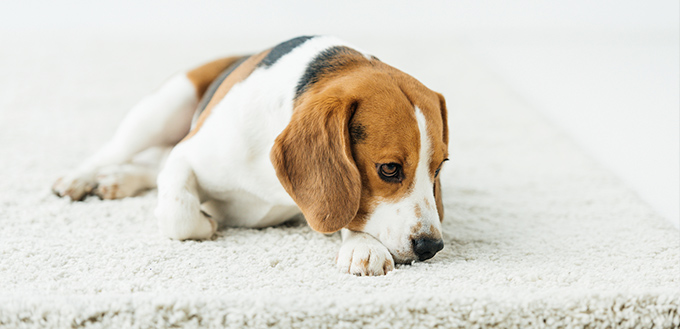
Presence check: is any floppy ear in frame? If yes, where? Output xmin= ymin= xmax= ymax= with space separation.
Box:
xmin=434 ymin=178 xmax=444 ymax=222
xmin=435 ymin=92 xmax=448 ymax=222
xmin=270 ymin=94 xmax=361 ymax=233
xmin=436 ymin=92 xmax=449 ymax=146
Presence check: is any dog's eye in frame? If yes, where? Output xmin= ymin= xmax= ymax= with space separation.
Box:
xmin=377 ymin=163 xmax=403 ymax=183
xmin=380 ymin=164 xmax=399 ymax=176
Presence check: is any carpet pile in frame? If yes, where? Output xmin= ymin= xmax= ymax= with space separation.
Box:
xmin=0 ymin=35 xmax=677 ymax=328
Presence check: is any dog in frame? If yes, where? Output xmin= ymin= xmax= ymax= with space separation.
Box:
xmin=52 ymin=36 xmax=449 ymax=276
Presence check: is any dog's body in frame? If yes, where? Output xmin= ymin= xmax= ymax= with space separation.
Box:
xmin=53 ymin=36 xmax=449 ymax=276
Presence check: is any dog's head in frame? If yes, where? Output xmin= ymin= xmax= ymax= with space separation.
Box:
xmin=271 ymin=57 xmax=448 ymax=264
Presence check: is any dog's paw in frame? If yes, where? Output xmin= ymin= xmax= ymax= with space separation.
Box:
xmin=337 ymin=233 xmax=395 ymax=276
xmin=156 ymin=193 xmax=218 ymax=241
xmin=92 ymin=173 xmax=124 ymax=200
xmin=52 ymin=174 xmax=96 ymax=201
xmin=93 ymin=169 xmax=145 ymax=200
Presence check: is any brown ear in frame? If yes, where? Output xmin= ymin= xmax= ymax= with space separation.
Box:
xmin=436 ymin=92 xmax=449 ymax=146
xmin=270 ymin=95 xmax=361 ymax=233
xmin=434 ymin=177 xmax=444 ymax=222
xmin=435 ymin=92 xmax=448 ymax=222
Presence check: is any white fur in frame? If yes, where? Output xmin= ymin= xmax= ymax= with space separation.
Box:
xmin=157 ymin=36 xmax=362 ymax=228
xmin=93 ymin=163 xmax=160 ymax=200
xmin=337 ymin=229 xmax=395 ymax=276
xmin=53 ymin=75 xmax=198 ymax=200
xmin=360 ymin=107 xmax=443 ymax=263
xmin=155 ymin=157 xmax=217 ymax=240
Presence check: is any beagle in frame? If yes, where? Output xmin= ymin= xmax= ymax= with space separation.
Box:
xmin=52 ymin=36 xmax=449 ymax=276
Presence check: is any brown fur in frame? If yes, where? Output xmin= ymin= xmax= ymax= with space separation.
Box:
xmin=272 ymin=50 xmax=449 ymax=233
xmin=433 ymin=93 xmax=448 ymax=222
xmin=434 ymin=178 xmax=444 ymax=222
xmin=409 ymin=223 xmax=442 ymax=242
xmin=182 ymin=50 xmax=271 ymax=142
xmin=271 ymin=90 xmax=362 ymax=233
xmin=360 ymin=257 xmax=370 ymax=271
xmin=430 ymin=225 xmax=441 ymax=238
xmin=347 ymin=62 xmax=449 ymax=231
xmin=410 ymin=222 xmax=423 ymax=235
xmin=186 ymin=56 xmax=245 ymax=97
xmin=408 ymin=222 xmax=427 ymax=242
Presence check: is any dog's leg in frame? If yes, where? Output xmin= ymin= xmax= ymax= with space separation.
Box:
xmin=92 ymin=164 xmax=158 ymax=200
xmin=155 ymin=157 xmax=216 ymax=240
xmin=52 ymin=75 xmax=198 ymax=201
xmin=91 ymin=147 xmax=170 ymax=200
xmin=336 ymin=229 xmax=395 ymax=276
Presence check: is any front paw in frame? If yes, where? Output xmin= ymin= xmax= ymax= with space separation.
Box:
xmin=336 ymin=234 xmax=395 ymax=276
xmin=52 ymin=174 xmax=96 ymax=201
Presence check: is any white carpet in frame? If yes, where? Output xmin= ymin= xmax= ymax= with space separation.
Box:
xmin=0 ymin=35 xmax=678 ymax=328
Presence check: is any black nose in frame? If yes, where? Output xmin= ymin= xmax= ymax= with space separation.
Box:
xmin=412 ymin=238 xmax=444 ymax=261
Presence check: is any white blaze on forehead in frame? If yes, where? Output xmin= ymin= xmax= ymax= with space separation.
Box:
xmin=414 ymin=108 xmax=434 ymax=190
xmin=412 ymin=107 xmax=438 ymax=216
xmin=361 ymin=107 xmax=442 ymax=261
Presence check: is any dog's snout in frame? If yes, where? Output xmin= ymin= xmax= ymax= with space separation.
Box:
xmin=412 ymin=238 xmax=444 ymax=261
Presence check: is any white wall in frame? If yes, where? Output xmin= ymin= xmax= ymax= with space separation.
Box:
xmin=2 ymin=1 xmax=677 ymax=35
xmin=2 ymin=0 xmax=677 ymax=226
xmin=455 ymin=2 xmax=680 ymax=228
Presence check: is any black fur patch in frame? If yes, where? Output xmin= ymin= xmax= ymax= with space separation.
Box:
xmin=349 ymin=123 xmax=367 ymax=144
xmin=193 ymin=55 xmax=250 ymax=120
xmin=259 ymin=36 xmax=314 ymax=68
xmin=295 ymin=46 xmax=363 ymax=99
